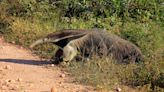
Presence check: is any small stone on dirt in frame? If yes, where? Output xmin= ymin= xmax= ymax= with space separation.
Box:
xmin=5 ymin=65 xmax=12 ymax=70
xmin=29 ymin=84 xmax=34 ymax=87
xmin=0 ymin=46 xmax=5 ymax=49
xmin=8 ymin=79 xmax=15 ymax=83
xmin=17 ymin=78 xmax=22 ymax=82
xmin=60 ymin=74 xmax=65 ymax=78
xmin=11 ymin=41 xmax=15 ymax=44
xmin=20 ymin=46 xmax=23 ymax=49
xmin=58 ymin=81 xmax=62 ymax=84
xmin=15 ymin=85 xmax=20 ymax=89
xmin=10 ymin=87 xmax=17 ymax=91
xmin=116 ymin=87 xmax=122 ymax=92
xmin=51 ymin=86 xmax=57 ymax=92
xmin=51 ymin=64 xmax=55 ymax=67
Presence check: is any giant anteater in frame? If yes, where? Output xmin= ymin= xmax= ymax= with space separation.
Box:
xmin=30 ymin=29 xmax=143 ymax=64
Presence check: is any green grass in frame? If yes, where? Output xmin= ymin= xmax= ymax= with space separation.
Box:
xmin=1 ymin=16 xmax=164 ymax=92
xmin=63 ymin=22 xmax=164 ymax=92
xmin=64 ymin=57 xmax=164 ymax=92
xmin=0 ymin=0 xmax=164 ymax=91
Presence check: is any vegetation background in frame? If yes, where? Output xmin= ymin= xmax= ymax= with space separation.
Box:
xmin=0 ymin=0 xmax=164 ymax=91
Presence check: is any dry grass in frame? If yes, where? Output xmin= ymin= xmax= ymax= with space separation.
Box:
xmin=0 ymin=1 xmax=164 ymax=91
xmin=63 ymin=55 xmax=164 ymax=92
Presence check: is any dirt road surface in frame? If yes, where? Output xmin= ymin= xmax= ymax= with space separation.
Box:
xmin=0 ymin=37 xmax=97 ymax=92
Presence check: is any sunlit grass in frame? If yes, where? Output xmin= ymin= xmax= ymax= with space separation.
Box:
xmin=0 ymin=0 xmax=164 ymax=91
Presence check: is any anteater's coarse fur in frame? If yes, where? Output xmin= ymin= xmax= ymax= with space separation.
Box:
xmin=30 ymin=29 xmax=143 ymax=64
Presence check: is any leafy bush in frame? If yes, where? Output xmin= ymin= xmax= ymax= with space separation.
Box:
xmin=121 ymin=22 xmax=164 ymax=58
xmin=0 ymin=0 xmax=164 ymax=91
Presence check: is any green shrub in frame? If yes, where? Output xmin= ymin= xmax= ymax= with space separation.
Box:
xmin=121 ymin=22 xmax=164 ymax=58
xmin=0 ymin=0 xmax=164 ymax=91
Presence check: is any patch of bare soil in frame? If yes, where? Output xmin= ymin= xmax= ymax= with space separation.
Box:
xmin=0 ymin=37 xmax=97 ymax=92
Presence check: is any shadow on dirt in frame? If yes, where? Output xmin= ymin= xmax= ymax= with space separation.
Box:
xmin=0 ymin=59 xmax=52 ymax=65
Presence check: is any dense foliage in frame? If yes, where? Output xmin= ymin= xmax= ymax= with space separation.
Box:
xmin=0 ymin=0 xmax=164 ymax=91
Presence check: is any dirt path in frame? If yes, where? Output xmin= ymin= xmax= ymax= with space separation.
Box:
xmin=0 ymin=37 xmax=97 ymax=92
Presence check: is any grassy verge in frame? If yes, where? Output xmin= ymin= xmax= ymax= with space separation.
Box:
xmin=63 ymin=22 xmax=164 ymax=92
xmin=1 ymin=18 xmax=164 ymax=92
xmin=0 ymin=0 xmax=164 ymax=91
xmin=64 ymin=57 xmax=164 ymax=92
